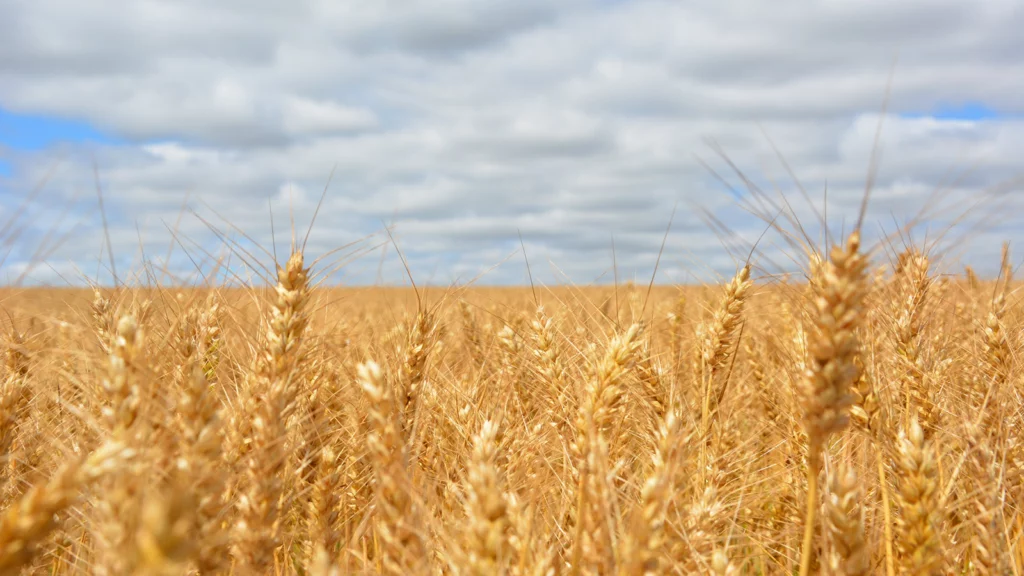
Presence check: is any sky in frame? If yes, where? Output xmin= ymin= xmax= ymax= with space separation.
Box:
xmin=1 ymin=0 xmax=1023 ymax=287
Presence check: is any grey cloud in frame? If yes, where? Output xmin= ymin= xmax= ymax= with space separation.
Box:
xmin=0 ymin=0 xmax=290 ymax=76
xmin=324 ymin=1 xmax=568 ymax=56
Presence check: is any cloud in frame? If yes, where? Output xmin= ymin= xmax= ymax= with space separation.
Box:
xmin=282 ymin=98 xmax=378 ymax=135
xmin=1 ymin=0 xmax=1023 ymax=287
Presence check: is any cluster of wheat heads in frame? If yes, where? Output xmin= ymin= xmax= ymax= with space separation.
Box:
xmin=0 ymin=239 xmax=1020 ymax=575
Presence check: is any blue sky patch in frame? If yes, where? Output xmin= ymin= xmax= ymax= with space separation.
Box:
xmin=0 ymin=107 xmax=118 ymax=151
xmin=900 ymin=101 xmax=1009 ymax=121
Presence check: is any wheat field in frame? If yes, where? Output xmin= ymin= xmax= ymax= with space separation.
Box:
xmin=0 ymin=232 xmax=1020 ymax=575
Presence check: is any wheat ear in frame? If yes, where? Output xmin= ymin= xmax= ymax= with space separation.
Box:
xmin=798 ymin=232 xmax=869 ymax=576
xmin=0 ymin=441 xmax=128 ymax=573
xmin=894 ymin=419 xmax=944 ymax=575
xmin=359 ymin=360 xmax=427 ymax=575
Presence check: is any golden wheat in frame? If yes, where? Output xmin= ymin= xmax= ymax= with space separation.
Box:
xmin=0 ymin=224 xmax=1018 ymax=576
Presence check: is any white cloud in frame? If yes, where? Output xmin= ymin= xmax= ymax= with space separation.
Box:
xmin=1 ymin=0 xmax=1023 ymax=286
xmin=282 ymin=97 xmax=378 ymax=135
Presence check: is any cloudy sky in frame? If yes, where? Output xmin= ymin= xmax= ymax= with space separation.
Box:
xmin=1 ymin=0 xmax=1023 ymax=287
